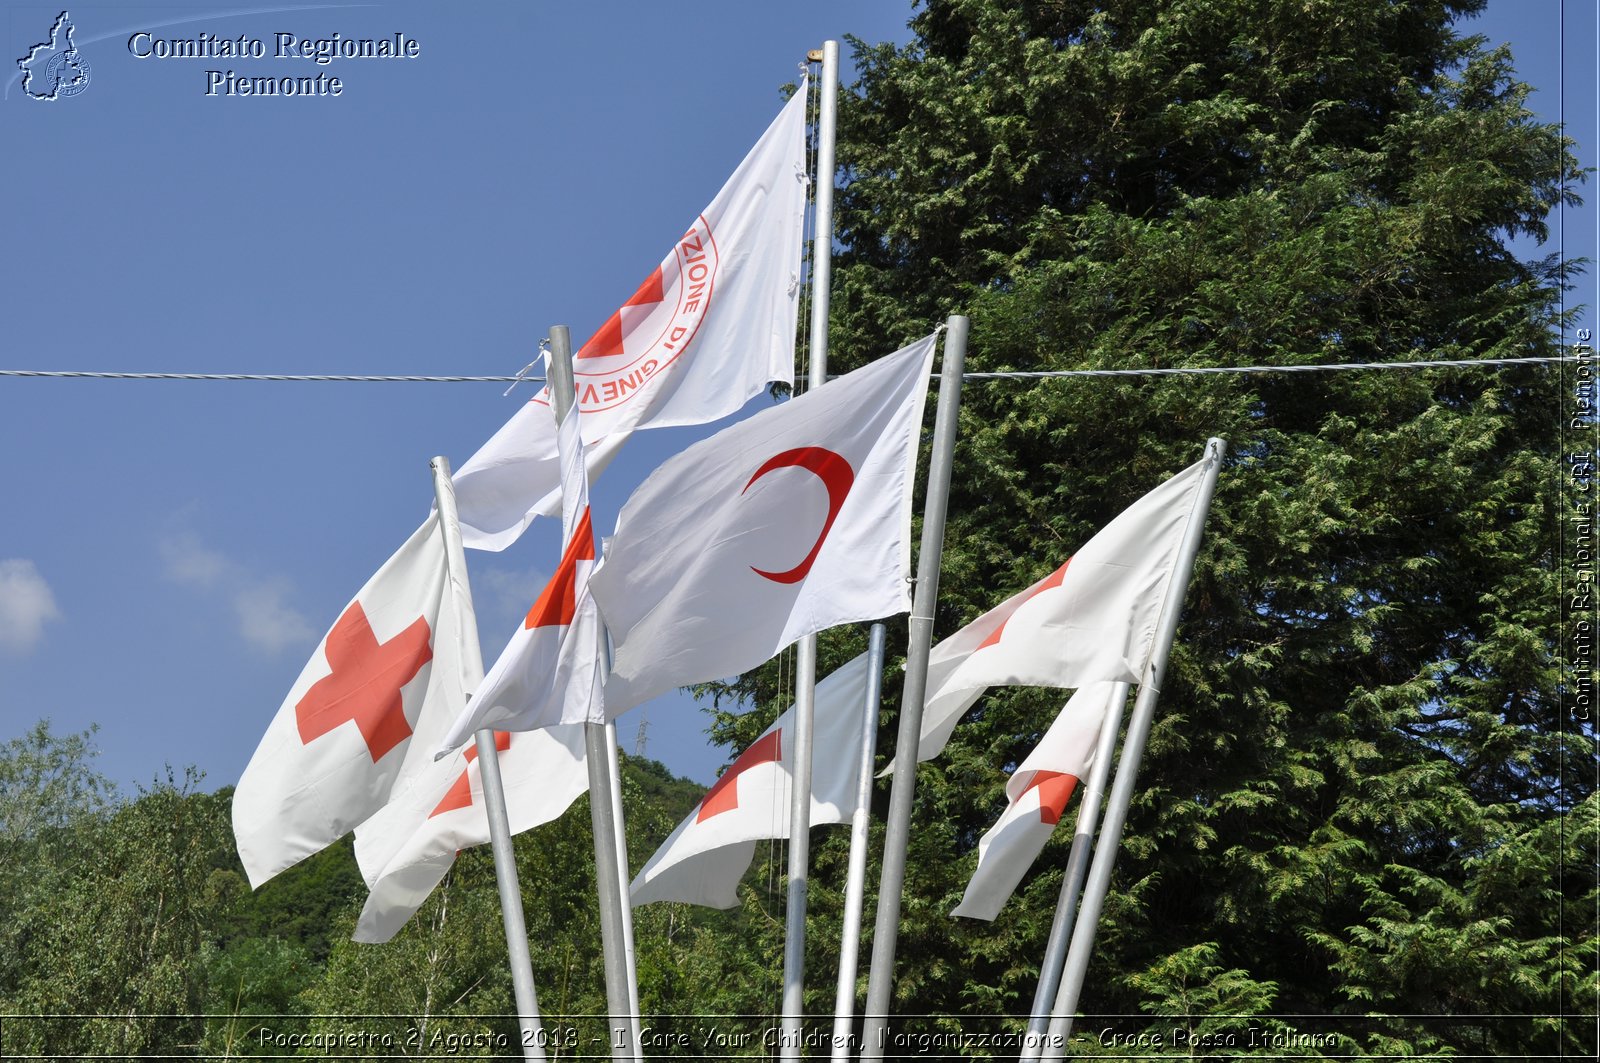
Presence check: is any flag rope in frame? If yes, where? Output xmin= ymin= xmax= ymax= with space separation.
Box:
xmin=3 ymin=351 xmax=1586 ymax=384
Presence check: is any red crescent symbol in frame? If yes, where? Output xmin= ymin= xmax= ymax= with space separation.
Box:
xmin=742 ymin=447 xmax=855 ymax=584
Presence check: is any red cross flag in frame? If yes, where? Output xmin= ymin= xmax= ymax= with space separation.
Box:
xmin=452 ymin=82 xmax=809 ymax=551
xmin=889 ymin=457 xmax=1212 ymax=771
xmin=952 ymin=683 xmax=1123 ymax=920
xmin=352 ymin=724 xmax=588 ymax=942
xmin=233 ymin=515 xmax=467 ymax=887
xmin=588 ymin=333 xmax=938 ymax=716
xmin=631 ymin=652 xmax=874 ymax=908
xmin=436 ymin=398 xmax=606 ymax=752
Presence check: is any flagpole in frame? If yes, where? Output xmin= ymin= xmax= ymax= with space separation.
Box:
xmin=780 ymin=39 xmax=839 ymax=1061
xmin=428 ymin=456 xmax=546 ymax=1063
xmin=605 ymin=720 xmax=644 ymax=1051
xmin=1017 ymin=681 xmax=1130 ymax=1062
xmin=859 ymin=315 xmax=969 ymax=1063
xmin=1039 ymin=438 xmax=1227 ymax=1060
xmin=546 ymin=325 xmax=639 ymax=1062
xmin=831 ymin=621 xmax=887 ymax=1062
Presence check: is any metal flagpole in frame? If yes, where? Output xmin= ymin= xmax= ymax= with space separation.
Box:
xmin=780 ymin=39 xmax=839 ymax=1061
xmin=831 ymin=622 xmax=887 ymax=1062
xmin=859 ymin=316 xmax=969 ymax=1063
xmin=545 ymin=325 xmax=639 ymax=1061
xmin=1017 ymin=681 xmax=1130 ymax=1062
xmin=1040 ymin=437 xmax=1227 ymax=1061
xmin=605 ymin=721 xmax=644 ymax=1051
xmin=428 ymin=456 xmax=546 ymax=1063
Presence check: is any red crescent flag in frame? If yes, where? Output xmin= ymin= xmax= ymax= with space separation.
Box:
xmin=352 ymin=724 xmax=588 ymax=943
xmin=631 ymin=652 xmax=875 ymax=908
xmin=952 ymin=682 xmax=1123 ymax=920
xmin=451 ymin=83 xmax=810 ymax=551
xmin=233 ymin=514 xmax=469 ymax=888
xmin=588 ymin=333 xmax=938 ymax=717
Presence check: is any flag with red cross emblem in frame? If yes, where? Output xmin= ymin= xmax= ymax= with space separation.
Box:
xmin=437 ymin=377 xmax=607 ymax=752
xmin=451 ymin=80 xmax=810 ymax=552
xmin=952 ymin=682 xmax=1124 ymax=921
xmin=886 ymin=457 xmax=1213 ymax=772
xmin=233 ymin=514 xmax=468 ymax=888
xmin=352 ymin=724 xmax=588 ymax=943
xmin=631 ymin=651 xmax=875 ymax=909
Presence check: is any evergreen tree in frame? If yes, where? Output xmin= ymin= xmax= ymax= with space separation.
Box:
xmin=714 ymin=0 xmax=1593 ymax=1055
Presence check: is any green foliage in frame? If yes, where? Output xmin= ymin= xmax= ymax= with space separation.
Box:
xmin=199 ymin=936 xmax=316 ymax=1057
xmin=0 ymin=720 xmax=117 ymax=1016
xmin=302 ymin=854 xmax=519 ymax=1056
xmin=2 ymin=759 xmax=236 ymax=1057
xmin=0 ymin=730 xmax=772 ymax=1058
xmin=3 ymin=2 xmax=1596 ymax=1057
xmin=735 ymin=0 xmax=1597 ymax=1055
xmin=1121 ymin=942 xmax=1330 ymax=1057
xmin=215 ymin=811 xmax=365 ymax=964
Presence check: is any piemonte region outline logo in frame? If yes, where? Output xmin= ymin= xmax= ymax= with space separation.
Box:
xmin=17 ymin=11 xmax=90 ymax=101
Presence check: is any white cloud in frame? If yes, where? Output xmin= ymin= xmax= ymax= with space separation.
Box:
xmin=159 ymin=530 xmax=229 ymax=589
xmin=0 ymin=559 xmax=62 ymax=654
xmin=158 ymin=527 xmax=315 ymax=656
xmin=234 ymin=583 xmax=318 ymax=655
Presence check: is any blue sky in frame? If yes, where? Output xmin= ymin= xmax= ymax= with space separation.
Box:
xmin=1 ymin=0 xmax=1594 ymax=797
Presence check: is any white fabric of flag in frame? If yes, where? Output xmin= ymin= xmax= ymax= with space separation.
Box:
xmin=589 ymin=333 xmax=937 ymax=716
xmin=352 ymin=725 xmax=588 ymax=943
xmin=233 ymin=516 xmax=468 ymax=888
xmin=903 ymin=458 xmax=1209 ymax=768
xmin=452 ymin=84 xmax=810 ymax=551
xmin=437 ymin=402 xmax=606 ymax=753
xmin=631 ymin=652 xmax=874 ymax=909
xmin=952 ymin=682 xmax=1122 ymax=921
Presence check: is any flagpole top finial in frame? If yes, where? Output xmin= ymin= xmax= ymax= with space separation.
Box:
xmin=806 ymin=48 xmax=824 ymax=63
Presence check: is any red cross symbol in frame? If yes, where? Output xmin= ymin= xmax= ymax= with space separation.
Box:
xmin=576 ymin=267 xmax=666 ymax=360
xmin=430 ymin=731 xmax=513 ymax=819
xmin=697 ymin=729 xmax=783 ymax=822
xmin=524 ymin=507 xmax=595 ymax=629
xmin=295 ymin=602 xmax=433 ymax=763
xmin=1020 ymin=770 xmax=1079 ymax=825
xmin=978 ymin=558 xmax=1072 ymax=650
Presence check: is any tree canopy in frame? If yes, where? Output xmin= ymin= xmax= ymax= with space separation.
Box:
xmin=718 ymin=0 xmax=1595 ymax=1055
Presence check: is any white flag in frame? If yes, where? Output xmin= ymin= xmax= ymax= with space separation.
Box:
xmin=904 ymin=458 xmax=1210 ymax=767
xmin=631 ymin=652 xmax=874 ymax=908
xmin=453 ymin=85 xmax=810 ymax=551
xmin=352 ymin=725 xmax=588 ymax=943
xmin=590 ymin=333 xmax=937 ymax=716
xmin=437 ymin=398 xmax=606 ymax=752
xmin=233 ymin=516 xmax=468 ymax=887
xmin=952 ymin=682 xmax=1122 ymax=920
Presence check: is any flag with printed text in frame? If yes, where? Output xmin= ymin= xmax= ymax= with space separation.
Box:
xmin=452 ymin=83 xmax=810 ymax=551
